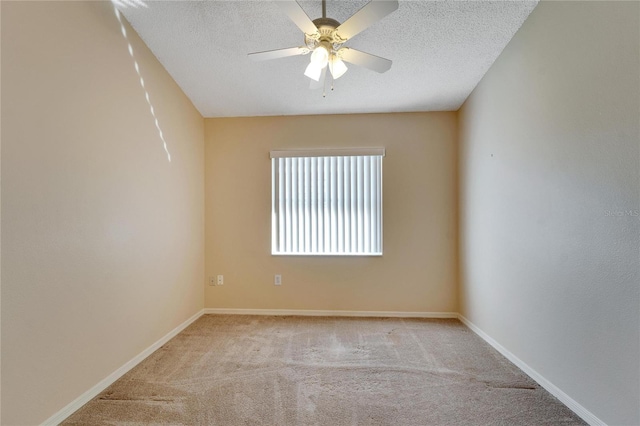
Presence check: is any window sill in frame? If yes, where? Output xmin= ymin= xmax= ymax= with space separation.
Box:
xmin=271 ymin=252 xmax=382 ymax=256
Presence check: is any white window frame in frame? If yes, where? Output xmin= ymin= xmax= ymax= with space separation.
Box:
xmin=270 ymin=148 xmax=384 ymax=256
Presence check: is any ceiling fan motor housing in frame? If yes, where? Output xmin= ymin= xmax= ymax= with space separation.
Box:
xmin=306 ymin=18 xmax=344 ymax=52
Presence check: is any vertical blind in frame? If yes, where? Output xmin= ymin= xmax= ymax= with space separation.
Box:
xmin=271 ymin=148 xmax=384 ymax=255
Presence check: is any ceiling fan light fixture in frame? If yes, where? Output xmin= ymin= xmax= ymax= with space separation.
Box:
xmin=310 ymin=45 xmax=329 ymax=68
xmin=304 ymin=62 xmax=323 ymax=81
xmin=305 ymin=43 xmax=330 ymax=81
xmin=329 ymin=57 xmax=348 ymax=79
xmin=311 ymin=46 xmax=329 ymax=69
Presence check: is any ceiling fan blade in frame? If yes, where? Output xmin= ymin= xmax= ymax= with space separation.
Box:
xmin=309 ymin=66 xmax=327 ymax=90
xmin=248 ymin=46 xmax=309 ymax=62
xmin=275 ymin=1 xmax=320 ymax=37
xmin=338 ymin=48 xmax=392 ymax=73
xmin=335 ymin=0 xmax=398 ymax=41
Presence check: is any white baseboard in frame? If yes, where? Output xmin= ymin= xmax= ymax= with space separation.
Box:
xmin=457 ymin=315 xmax=605 ymax=426
xmin=41 ymin=309 xmax=205 ymax=426
xmin=40 ymin=308 xmax=600 ymax=426
xmin=204 ymin=308 xmax=458 ymax=318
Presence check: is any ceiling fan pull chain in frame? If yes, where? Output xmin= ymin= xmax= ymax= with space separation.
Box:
xmin=330 ymin=67 xmax=334 ymax=92
xmin=322 ymin=67 xmax=328 ymax=97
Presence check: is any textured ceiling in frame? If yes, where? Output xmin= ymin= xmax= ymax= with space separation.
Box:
xmin=120 ymin=1 xmax=538 ymax=117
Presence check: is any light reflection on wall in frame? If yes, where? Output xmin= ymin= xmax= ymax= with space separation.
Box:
xmin=112 ymin=1 xmax=172 ymax=163
xmin=112 ymin=0 xmax=147 ymax=9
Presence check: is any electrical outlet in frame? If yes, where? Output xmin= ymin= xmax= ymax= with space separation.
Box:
xmin=217 ymin=275 xmax=224 ymax=286
xmin=274 ymin=274 xmax=282 ymax=286
xmin=208 ymin=277 xmax=216 ymax=286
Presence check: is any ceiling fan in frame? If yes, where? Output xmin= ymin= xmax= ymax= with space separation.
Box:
xmin=248 ymin=0 xmax=399 ymax=90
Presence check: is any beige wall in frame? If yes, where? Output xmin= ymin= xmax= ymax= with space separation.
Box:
xmin=459 ymin=2 xmax=639 ymax=425
xmin=0 ymin=3 xmax=3 ymax=422
xmin=0 ymin=2 xmax=3 ymax=422
xmin=1 ymin=2 xmax=204 ymax=424
xmin=205 ymin=113 xmax=458 ymax=313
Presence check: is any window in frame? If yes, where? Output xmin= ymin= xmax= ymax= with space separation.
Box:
xmin=271 ymin=148 xmax=384 ymax=255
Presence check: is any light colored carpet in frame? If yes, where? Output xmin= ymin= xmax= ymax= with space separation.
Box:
xmin=64 ymin=315 xmax=585 ymax=425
